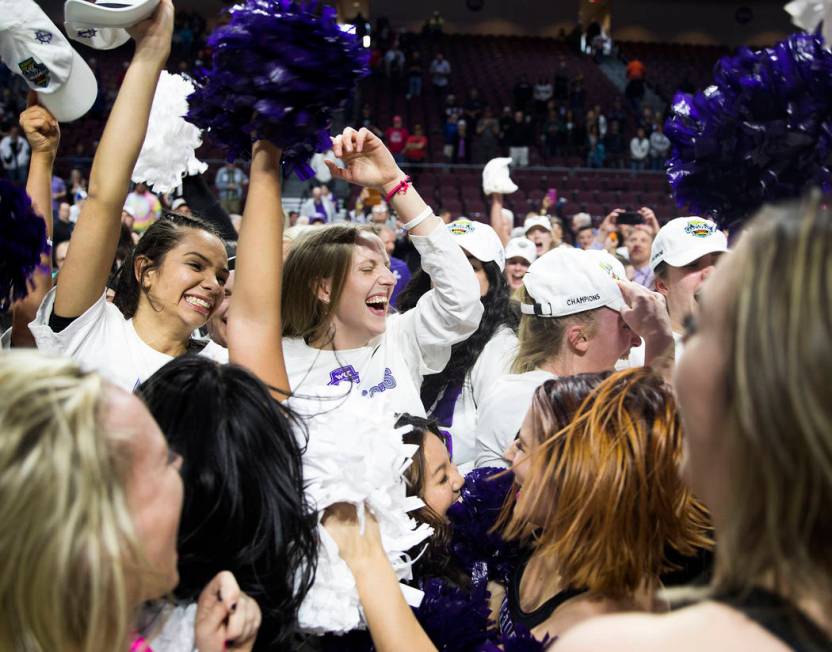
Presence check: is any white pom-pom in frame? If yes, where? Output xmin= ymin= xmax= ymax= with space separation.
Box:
xmin=132 ymin=71 xmax=207 ymax=194
xmin=482 ymin=157 xmax=518 ymax=196
xmin=289 ymin=389 xmax=433 ymax=635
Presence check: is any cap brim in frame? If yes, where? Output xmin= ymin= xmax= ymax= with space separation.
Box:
xmin=659 ymin=241 xmax=728 ymax=269
xmin=64 ymin=0 xmax=160 ymax=29
xmin=37 ymin=48 xmax=97 ymax=123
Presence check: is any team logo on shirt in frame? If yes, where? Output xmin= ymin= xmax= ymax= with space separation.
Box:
xmin=77 ymin=28 xmax=99 ymax=39
xmin=684 ymin=219 xmax=716 ymax=238
xmin=328 ymin=365 xmax=360 ymax=386
xmin=34 ymin=30 xmax=53 ymax=44
xmin=18 ymin=57 xmax=50 ymax=88
xmin=362 ymin=368 xmax=397 ymax=398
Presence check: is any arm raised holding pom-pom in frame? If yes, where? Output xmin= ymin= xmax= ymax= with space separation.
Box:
xmin=227 ymin=140 xmax=289 ymax=398
xmin=10 ymin=96 xmax=59 ymax=347
xmin=54 ymin=0 xmax=173 ymax=319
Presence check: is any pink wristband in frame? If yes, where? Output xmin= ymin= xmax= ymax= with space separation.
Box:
xmin=383 ymin=176 xmax=412 ymax=203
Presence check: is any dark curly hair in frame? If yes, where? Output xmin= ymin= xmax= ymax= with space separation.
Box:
xmin=137 ymin=356 xmax=317 ymax=650
xmin=397 ymin=260 xmax=519 ymax=412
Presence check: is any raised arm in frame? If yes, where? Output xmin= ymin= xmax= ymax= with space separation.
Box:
xmin=54 ymin=0 xmax=173 ymax=318
xmin=227 ymin=141 xmax=288 ymax=397
xmin=11 ymin=97 xmax=59 ymax=347
xmin=323 ymin=504 xmax=438 ymax=652
xmin=489 ymin=192 xmax=510 ymax=246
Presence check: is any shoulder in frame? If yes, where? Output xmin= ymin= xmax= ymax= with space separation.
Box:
xmin=556 ymin=601 xmax=791 ymax=652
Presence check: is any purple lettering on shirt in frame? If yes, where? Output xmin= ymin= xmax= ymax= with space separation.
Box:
xmin=328 ymin=365 xmax=360 ymax=386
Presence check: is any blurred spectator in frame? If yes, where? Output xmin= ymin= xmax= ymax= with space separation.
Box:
xmin=553 ymin=56 xmax=570 ymax=100
xmin=587 ymin=126 xmax=606 ymax=168
xmin=403 ymin=124 xmax=428 ymax=163
xmin=506 ymin=111 xmax=533 ymax=167
xmin=649 ymin=122 xmax=671 ymax=170
xmin=371 ymin=224 xmax=411 ymax=305
xmin=533 ymin=77 xmax=553 ymax=116
xmin=452 ymin=119 xmax=472 ymax=164
xmin=125 ymin=182 xmax=162 ymax=234
xmin=385 ymin=115 xmax=410 ymax=163
xmin=429 ymin=52 xmax=451 ymax=98
xmin=369 ymin=201 xmax=395 ymax=228
xmin=443 ymin=93 xmax=463 ymax=122
xmin=498 ymin=105 xmax=513 ymax=147
xmin=626 ymin=57 xmax=646 ymax=112
xmin=593 ymin=103 xmax=608 ymax=139
xmin=0 ymin=125 xmax=29 ymax=184
xmin=608 ymin=96 xmax=627 ymax=126
xmin=424 ymin=11 xmax=444 ymax=37
xmin=473 ymin=107 xmax=501 ymax=163
xmin=67 ymin=168 xmax=88 ymax=204
xmin=300 ymin=186 xmax=336 ymax=223
xmin=513 ymin=74 xmax=533 ymax=112
xmin=358 ymin=104 xmax=384 ymax=139
xmin=442 ymin=113 xmax=459 ymax=161
xmin=559 ymin=110 xmax=576 ymax=151
xmin=53 ymin=202 xmax=74 ymax=245
xmin=215 ymin=161 xmax=249 ymax=214
xmin=625 ymin=226 xmax=655 ymax=289
xmin=406 ymin=51 xmax=423 ymax=99
xmin=171 ymin=198 xmax=192 ymax=215
xmin=51 ymin=174 xmax=67 ymax=215
xmin=605 ymin=120 xmax=626 ymax=168
xmin=630 ymin=127 xmax=650 ymax=171
xmin=383 ymin=37 xmax=405 ymax=78
xmin=639 ymin=106 xmax=656 ymax=134
xmin=542 ymin=108 xmax=560 ymax=158
xmin=576 ymin=224 xmax=595 ymax=250
xmin=463 ymin=88 xmax=485 ymax=125
xmin=569 ymin=74 xmax=587 ymax=112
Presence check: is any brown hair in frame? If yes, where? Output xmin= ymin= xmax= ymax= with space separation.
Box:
xmin=501 ymin=368 xmax=712 ymax=598
xmin=282 ymin=224 xmax=385 ymax=344
xmin=711 ymin=197 xmax=832 ymax=608
xmin=511 ymin=286 xmax=599 ymax=373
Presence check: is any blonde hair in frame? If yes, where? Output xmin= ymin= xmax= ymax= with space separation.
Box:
xmin=511 ymin=286 xmax=599 ymax=373
xmin=713 ymin=197 xmax=832 ymax=607
xmin=0 ymin=351 xmax=140 ymax=652
xmin=282 ymin=223 xmax=386 ymax=344
xmin=501 ymin=368 xmax=712 ymax=597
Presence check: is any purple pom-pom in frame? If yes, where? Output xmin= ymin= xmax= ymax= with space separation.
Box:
xmin=188 ymin=0 xmax=369 ymax=179
xmin=0 ymin=180 xmax=47 ymax=312
xmin=665 ymin=33 xmax=832 ymax=227
xmin=448 ymin=467 xmax=525 ymax=586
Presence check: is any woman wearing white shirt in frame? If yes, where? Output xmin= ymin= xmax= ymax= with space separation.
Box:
xmin=29 ymin=11 xmax=230 ymax=391
xmin=397 ymin=218 xmax=518 ymax=470
xmin=228 ymin=127 xmax=483 ymax=419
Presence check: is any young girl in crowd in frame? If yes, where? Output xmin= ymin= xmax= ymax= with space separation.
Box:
xmin=229 ymin=127 xmax=484 ymax=414
xmin=475 ymin=247 xmax=672 ymax=467
xmin=497 ymin=368 xmax=712 ymax=643
xmin=557 ymin=200 xmax=832 ymax=651
xmin=0 ymin=350 xmax=260 ymax=652
xmin=136 ymin=356 xmax=317 ymax=651
xmin=28 ymin=2 xmax=230 ymax=391
xmin=397 ymin=219 xmax=518 ymax=470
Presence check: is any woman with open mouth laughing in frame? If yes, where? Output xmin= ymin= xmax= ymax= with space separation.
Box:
xmin=28 ymin=6 xmax=230 ymax=392
xmin=229 ymin=127 xmax=483 ymax=418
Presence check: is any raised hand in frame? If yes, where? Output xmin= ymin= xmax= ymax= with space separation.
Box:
xmin=195 ymin=571 xmax=262 ymax=652
xmin=128 ymin=0 xmax=174 ymax=66
xmin=19 ymin=93 xmax=60 ymax=157
xmin=638 ymin=206 xmax=660 ymax=236
xmin=325 ymin=127 xmax=402 ymax=191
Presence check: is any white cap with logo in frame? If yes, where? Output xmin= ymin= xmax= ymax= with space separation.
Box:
xmin=650 ymin=216 xmax=728 ymax=271
xmin=0 ymin=0 xmax=97 ymax=123
xmin=505 ymin=237 xmax=537 ymax=265
xmin=64 ymin=0 xmax=160 ymax=51
xmin=447 ymin=218 xmax=506 ymax=271
xmin=523 ymin=215 xmax=552 ymax=234
xmin=521 ymin=247 xmax=625 ymax=317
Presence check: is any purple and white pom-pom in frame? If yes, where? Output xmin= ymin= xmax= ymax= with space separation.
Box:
xmin=665 ymin=33 xmax=832 ymax=227
xmin=0 ymin=180 xmax=47 ymax=312
xmin=188 ymin=0 xmax=369 ymax=179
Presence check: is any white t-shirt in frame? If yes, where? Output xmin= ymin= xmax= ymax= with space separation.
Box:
xmin=474 ymin=368 xmax=556 ymax=468
xmin=428 ymin=327 xmax=518 ymax=473
xmin=29 ymin=288 xmax=229 ymax=392
xmin=285 ymin=222 xmax=483 ymax=420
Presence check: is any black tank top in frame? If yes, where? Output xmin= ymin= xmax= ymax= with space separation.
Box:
xmin=717 ymin=588 xmax=832 ymax=652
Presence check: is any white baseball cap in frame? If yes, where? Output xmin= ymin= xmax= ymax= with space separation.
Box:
xmin=650 ymin=216 xmax=728 ymax=271
xmin=65 ymin=0 xmax=159 ymax=51
xmin=505 ymin=238 xmax=537 ymax=265
xmin=0 ymin=0 xmax=97 ymax=123
xmin=447 ymin=218 xmax=506 ymax=271
xmin=521 ymin=247 xmax=625 ymax=317
xmin=524 ymin=215 xmax=552 ymax=234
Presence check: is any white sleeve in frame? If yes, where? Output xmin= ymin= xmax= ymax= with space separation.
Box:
xmin=388 ymin=221 xmax=484 ymax=381
xmin=470 ymin=328 xmax=518 ymax=408
xmin=474 ymin=380 xmax=518 ymax=469
xmin=28 ymin=287 xmax=112 ymax=359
